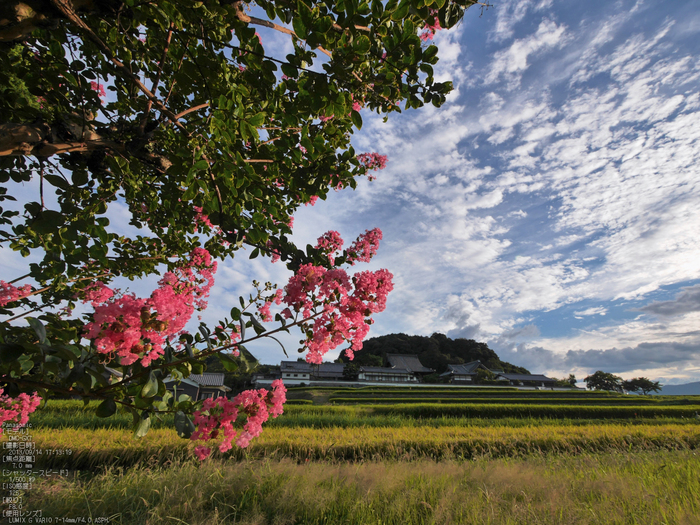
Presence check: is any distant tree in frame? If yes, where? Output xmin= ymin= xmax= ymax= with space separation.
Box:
xmin=342 ymin=363 xmax=360 ymax=381
xmin=622 ymin=377 xmax=662 ymax=395
xmin=475 ymin=368 xmax=497 ymax=384
xmin=584 ymin=371 xmax=623 ymax=393
xmin=422 ymin=372 xmax=445 ymax=384
xmin=554 ymin=375 xmax=577 ymax=388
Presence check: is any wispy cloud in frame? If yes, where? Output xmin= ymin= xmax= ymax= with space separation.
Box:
xmin=485 ymin=19 xmax=567 ymax=87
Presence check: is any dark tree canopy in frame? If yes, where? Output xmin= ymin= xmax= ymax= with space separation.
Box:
xmin=584 ymin=371 xmax=623 ymax=393
xmin=339 ymin=332 xmax=530 ymax=375
xmin=622 ymin=377 xmax=662 ymax=395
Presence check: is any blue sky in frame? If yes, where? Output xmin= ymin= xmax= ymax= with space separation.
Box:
xmin=3 ymin=0 xmax=700 ymax=385
xmin=263 ymin=0 xmax=700 ymax=384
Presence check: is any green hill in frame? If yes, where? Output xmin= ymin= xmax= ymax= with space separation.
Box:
xmin=339 ymin=332 xmax=530 ymax=375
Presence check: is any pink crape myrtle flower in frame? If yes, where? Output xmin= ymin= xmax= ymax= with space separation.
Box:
xmin=90 ymin=81 xmax=106 ymax=99
xmin=0 ymin=281 xmax=32 ymax=307
xmin=357 ymin=152 xmax=388 ymax=171
xmin=83 ymin=248 xmax=217 ymax=367
xmin=315 ymin=230 xmax=344 ymax=265
xmin=347 ymin=228 xmax=382 ymax=264
xmin=278 ymin=229 xmax=393 ymax=364
xmin=193 ymin=206 xmax=215 ymax=230
xmin=258 ymin=301 xmax=272 ymax=322
xmin=0 ymin=389 xmax=41 ymax=433
xmin=419 ymin=9 xmax=442 ymax=41
xmin=190 ymin=379 xmax=286 ymax=458
xmin=81 ymin=281 xmax=114 ymax=306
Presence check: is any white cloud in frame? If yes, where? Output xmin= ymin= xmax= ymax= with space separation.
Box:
xmin=485 ymin=19 xmax=567 ymax=86
xmin=573 ymin=306 xmax=607 ymax=317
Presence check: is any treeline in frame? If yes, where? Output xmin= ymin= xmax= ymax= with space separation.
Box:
xmin=339 ymin=332 xmax=529 ymax=375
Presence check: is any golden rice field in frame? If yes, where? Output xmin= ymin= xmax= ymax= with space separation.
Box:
xmin=5 ymin=393 xmax=700 ymax=524
xmin=26 ymin=421 xmax=700 ymax=468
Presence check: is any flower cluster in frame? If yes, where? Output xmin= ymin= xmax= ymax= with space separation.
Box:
xmin=90 ymin=81 xmax=106 ymax=99
xmin=83 ymin=248 xmax=216 ymax=366
xmin=193 ymin=206 xmax=215 ymax=230
xmin=280 ymin=229 xmax=393 ymax=364
xmin=191 ymin=379 xmax=286 ymax=459
xmin=419 ymin=9 xmax=442 ymax=42
xmin=0 ymin=389 xmax=41 ymax=434
xmin=357 ymin=152 xmax=388 ymax=180
xmin=81 ymin=281 xmax=114 ymax=306
xmin=347 ymin=228 xmax=382 ymax=264
xmin=357 ymin=152 xmax=388 ymax=171
xmin=315 ymin=230 xmax=344 ymax=265
xmin=0 ymin=281 xmax=32 ymax=308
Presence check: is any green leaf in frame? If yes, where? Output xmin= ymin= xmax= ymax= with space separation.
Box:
xmin=133 ymin=413 xmax=151 ymax=438
xmin=141 ymin=371 xmax=159 ymax=399
xmin=351 ymin=110 xmax=363 ymax=130
xmin=95 ymin=398 xmax=117 ymax=418
xmin=249 ymin=112 xmax=266 ymax=127
xmin=193 ymin=159 xmax=209 ymax=170
xmin=27 ymin=318 xmax=47 ymax=345
xmin=292 ymin=16 xmax=306 ymax=38
xmin=174 ymin=410 xmax=195 ymax=439
xmin=354 ymin=35 xmax=371 ymax=54
xmin=281 ymin=63 xmax=298 ymax=78
xmin=237 ymin=345 xmax=259 ymax=372
xmin=218 ymin=351 xmax=239 ymax=372
xmin=44 ymin=174 xmax=70 ymax=190
xmin=242 ymin=312 xmax=265 ymax=335
xmin=391 ymin=0 xmax=410 ymax=20
xmin=71 ymin=170 xmax=88 ymax=186
xmin=423 ymin=45 xmax=438 ymax=62
xmin=0 ymin=344 xmax=25 ymax=364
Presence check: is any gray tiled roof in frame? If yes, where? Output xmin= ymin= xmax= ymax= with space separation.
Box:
xmin=316 ymin=363 xmax=345 ymax=378
xmin=280 ymin=360 xmax=313 ymax=372
xmin=360 ymin=366 xmax=411 ymax=374
xmin=497 ymin=373 xmax=554 ymax=382
xmin=189 ymin=373 xmax=226 ymax=386
xmin=447 ymin=361 xmax=486 ymax=375
xmin=280 ymin=361 xmax=345 ymax=378
xmin=386 ymin=354 xmax=434 ymax=373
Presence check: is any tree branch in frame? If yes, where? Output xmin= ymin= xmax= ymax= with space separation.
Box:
xmin=232 ymin=1 xmax=332 ymax=59
xmin=93 ymin=310 xmax=323 ymax=396
xmin=174 ymin=103 xmax=210 ymax=120
xmin=138 ymin=22 xmax=175 ymax=135
xmin=48 ymin=0 xmax=188 ymax=135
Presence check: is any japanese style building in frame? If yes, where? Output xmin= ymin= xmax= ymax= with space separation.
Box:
xmin=163 ymin=372 xmax=231 ymax=400
xmin=439 ymin=361 xmax=556 ymax=387
xmin=279 ymin=361 xmax=345 ymax=383
xmin=253 ymin=356 xmax=557 ymax=389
